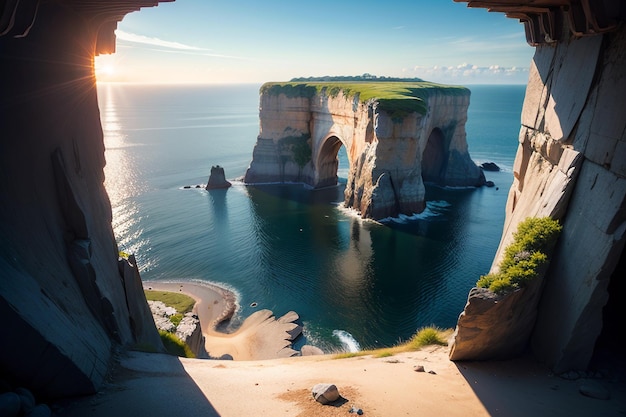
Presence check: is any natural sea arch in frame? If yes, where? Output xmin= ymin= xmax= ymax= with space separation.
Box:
xmin=314 ymin=135 xmax=350 ymax=189
xmin=244 ymin=83 xmax=485 ymax=219
xmin=422 ymin=128 xmax=447 ymax=185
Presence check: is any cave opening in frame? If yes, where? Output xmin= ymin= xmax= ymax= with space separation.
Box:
xmin=422 ymin=127 xmax=448 ymax=184
xmin=315 ymin=135 xmax=349 ymax=188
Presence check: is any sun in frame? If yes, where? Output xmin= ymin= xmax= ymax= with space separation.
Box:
xmin=94 ymin=54 xmax=117 ymax=81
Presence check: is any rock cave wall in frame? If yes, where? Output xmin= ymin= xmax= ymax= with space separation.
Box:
xmin=0 ymin=0 xmax=165 ymax=399
xmin=451 ymin=2 xmax=625 ymax=372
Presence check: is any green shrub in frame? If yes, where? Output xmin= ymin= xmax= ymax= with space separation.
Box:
xmin=408 ymin=326 xmax=448 ymax=349
xmin=279 ymin=135 xmax=312 ymax=167
xmin=477 ymin=217 xmax=561 ymax=295
xmin=158 ymin=330 xmax=195 ymax=358
xmin=169 ymin=313 xmax=183 ymax=327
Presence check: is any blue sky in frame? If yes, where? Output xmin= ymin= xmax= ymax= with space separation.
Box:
xmin=95 ymin=0 xmax=534 ymax=84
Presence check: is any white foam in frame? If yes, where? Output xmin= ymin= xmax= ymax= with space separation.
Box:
xmin=332 ymin=329 xmax=361 ymax=353
xmin=379 ymin=200 xmax=451 ymax=224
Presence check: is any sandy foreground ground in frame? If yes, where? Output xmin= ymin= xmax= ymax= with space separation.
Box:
xmin=56 ymin=281 xmax=626 ymax=417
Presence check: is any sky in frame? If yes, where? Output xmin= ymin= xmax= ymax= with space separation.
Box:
xmin=94 ymin=0 xmax=535 ymax=85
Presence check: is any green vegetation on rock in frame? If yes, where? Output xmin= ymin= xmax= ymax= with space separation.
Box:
xmin=158 ymin=330 xmax=195 ymax=358
xmin=279 ymin=134 xmax=312 ymax=167
xmin=145 ymin=290 xmax=195 ymax=314
xmin=145 ymin=290 xmax=197 ymax=357
xmin=261 ymin=80 xmax=468 ymax=117
xmin=477 ymin=217 xmax=562 ymax=295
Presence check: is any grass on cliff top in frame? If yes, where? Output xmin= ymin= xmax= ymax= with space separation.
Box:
xmin=333 ymin=326 xmax=452 ymax=359
xmin=260 ymin=81 xmax=469 ymax=116
xmin=144 ymin=290 xmax=195 ymax=314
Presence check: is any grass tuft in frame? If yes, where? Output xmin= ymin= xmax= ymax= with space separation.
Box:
xmin=408 ymin=326 xmax=448 ymax=349
xmin=332 ymin=326 xmax=452 ymax=359
xmin=159 ymin=330 xmax=195 ymax=358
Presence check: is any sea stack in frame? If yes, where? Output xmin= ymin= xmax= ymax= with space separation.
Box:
xmin=205 ymin=165 xmax=232 ymax=190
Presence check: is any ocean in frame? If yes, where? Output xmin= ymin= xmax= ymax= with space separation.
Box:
xmin=97 ymin=83 xmax=525 ymax=352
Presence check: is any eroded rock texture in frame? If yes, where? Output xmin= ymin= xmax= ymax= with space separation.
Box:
xmin=0 ymin=0 xmax=165 ymax=400
xmin=451 ymin=19 xmax=626 ymax=372
xmin=244 ymin=86 xmax=485 ymax=220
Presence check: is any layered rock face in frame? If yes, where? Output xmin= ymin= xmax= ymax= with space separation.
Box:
xmin=0 ymin=0 xmax=164 ymax=399
xmin=244 ymin=85 xmax=485 ymax=219
xmin=451 ymin=21 xmax=626 ymax=372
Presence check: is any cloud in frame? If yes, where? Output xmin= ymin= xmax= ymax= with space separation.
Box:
xmin=115 ymin=30 xmax=253 ymax=61
xmin=115 ymin=30 xmax=206 ymax=51
xmin=409 ymin=63 xmax=529 ymax=84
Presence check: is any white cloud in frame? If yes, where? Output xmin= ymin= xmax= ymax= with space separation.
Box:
xmin=115 ymin=29 xmax=206 ymax=51
xmin=410 ymin=63 xmax=529 ymax=84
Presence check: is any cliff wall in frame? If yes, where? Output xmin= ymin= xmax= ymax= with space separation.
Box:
xmin=0 ymin=1 xmax=164 ymax=399
xmin=244 ymin=84 xmax=485 ymax=219
xmin=450 ymin=11 xmax=625 ymax=371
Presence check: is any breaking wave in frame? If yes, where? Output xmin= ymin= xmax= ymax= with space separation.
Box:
xmin=332 ymin=330 xmax=361 ymax=353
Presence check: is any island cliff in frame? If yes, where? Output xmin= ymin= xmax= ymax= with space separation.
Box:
xmin=244 ymin=82 xmax=485 ymax=219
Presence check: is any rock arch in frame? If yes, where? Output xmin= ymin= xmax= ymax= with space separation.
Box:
xmin=245 ymin=84 xmax=485 ymax=219
xmin=314 ymin=135 xmax=348 ymax=188
xmin=422 ymin=127 xmax=448 ymax=184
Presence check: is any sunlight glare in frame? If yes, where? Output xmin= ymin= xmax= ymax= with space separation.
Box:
xmin=95 ymin=54 xmax=117 ymax=82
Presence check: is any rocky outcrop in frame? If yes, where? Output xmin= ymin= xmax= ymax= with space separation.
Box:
xmin=0 ymin=0 xmax=167 ymax=400
xmin=148 ymin=301 xmax=207 ymax=358
xmin=244 ymin=84 xmax=485 ymax=219
xmin=205 ymin=165 xmax=232 ymax=190
xmin=450 ymin=8 xmax=626 ymax=372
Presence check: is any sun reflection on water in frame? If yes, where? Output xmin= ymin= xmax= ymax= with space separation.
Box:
xmin=99 ymin=84 xmax=152 ymax=269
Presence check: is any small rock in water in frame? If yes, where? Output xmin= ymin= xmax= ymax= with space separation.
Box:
xmin=312 ymin=383 xmax=340 ymax=405
xmin=301 ymin=345 xmax=324 ymax=356
xmin=205 ymin=165 xmax=232 ymax=190
xmin=480 ymin=162 xmax=500 ymax=171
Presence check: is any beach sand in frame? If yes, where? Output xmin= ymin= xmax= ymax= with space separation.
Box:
xmin=144 ymin=281 xmax=301 ymax=360
xmin=56 ymin=280 xmax=626 ymax=417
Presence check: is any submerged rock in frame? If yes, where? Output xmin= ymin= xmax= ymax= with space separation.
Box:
xmin=301 ymin=345 xmax=324 ymax=356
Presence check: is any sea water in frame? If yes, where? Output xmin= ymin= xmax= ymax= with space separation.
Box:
xmin=98 ymin=83 xmax=525 ymax=352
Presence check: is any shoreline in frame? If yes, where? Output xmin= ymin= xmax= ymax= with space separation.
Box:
xmin=143 ymin=280 xmax=303 ymax=360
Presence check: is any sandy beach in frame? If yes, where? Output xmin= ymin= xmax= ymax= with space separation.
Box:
xmin=144 ymin=281 xmax=302 ymax=360
xmin=56 ymin=280 xmax=626 ymax=417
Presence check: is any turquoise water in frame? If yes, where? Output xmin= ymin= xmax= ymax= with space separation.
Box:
xmin=98 ymin=83 xmax=525 ymax=352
